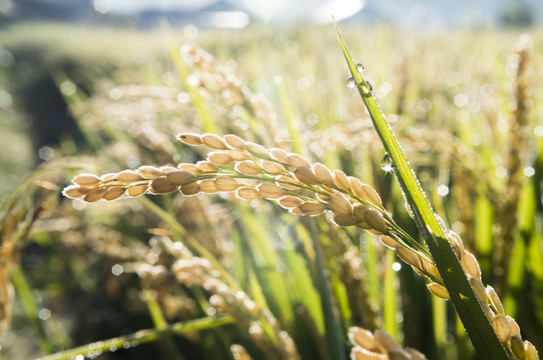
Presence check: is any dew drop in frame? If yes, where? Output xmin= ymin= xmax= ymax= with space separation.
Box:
xmin=380 ymin=153 xmax=394 ymax=172
xmin=346 ymin=77 xmax=356 ymax=88
xmin=366 ymin=81 xmax=373 ymax=92
xmin=356 ymin=62 xmax=365 ymax=73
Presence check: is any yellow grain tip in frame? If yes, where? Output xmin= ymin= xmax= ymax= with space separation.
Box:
xmin=426 ymin=283 xmax=450 ymax=300
xmin=177 ymin=133 xmax=203 ymax=145
xmin=201 ymin=133 xmax=228 ymax=149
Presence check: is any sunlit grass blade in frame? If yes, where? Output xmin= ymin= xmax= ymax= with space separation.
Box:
xmin=35 ymin=315 xmax=234 ymax=360
xmin=11 ymin=265 xmax=55 ymax=355
xmin=308 ymin=218 xmax=347 ymax=360
xmin=277 ymin=80 xmax=304 ymax=155
xmin=168 ymin=39 xmax=218 ymax=134
xmin=383 ymin=249 xmax=399 ymax=340
xmin=334 ymin=20 xmax=510 ymax=359
xmin=142 ymin=288 xmax=183 ymax=359
xmin=237 ymin=206 xmax=294 ymax=325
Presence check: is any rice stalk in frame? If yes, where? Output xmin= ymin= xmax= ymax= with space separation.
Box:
xmin=334 ymin=20 xmax=539 ymax=359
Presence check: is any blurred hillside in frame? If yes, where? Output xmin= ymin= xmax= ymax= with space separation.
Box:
xmin=2 ymin=0 xmax=542 ymax=29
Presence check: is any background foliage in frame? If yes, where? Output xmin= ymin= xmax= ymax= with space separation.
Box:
xmin=1 ymin=23 xmax=542 ymax=359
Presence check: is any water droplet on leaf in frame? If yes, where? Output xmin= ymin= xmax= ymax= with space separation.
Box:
xmin=346 ymin=77 xmax=356 ymax=88
xmin=380 ymin=153 xmax=394 ymax=172
xmin=356 ymin=63 xmax=365 ymax=73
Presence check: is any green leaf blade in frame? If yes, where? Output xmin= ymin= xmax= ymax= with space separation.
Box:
xmin=334 ymin=21 xmax=511 ymax=360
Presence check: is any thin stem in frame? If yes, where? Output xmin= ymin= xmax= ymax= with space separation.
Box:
xmin=35 ymin=315 xmax=234 ymax=360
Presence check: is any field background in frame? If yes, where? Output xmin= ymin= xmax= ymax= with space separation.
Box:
xmin=1 ymin=21 xmax=543 ymax=359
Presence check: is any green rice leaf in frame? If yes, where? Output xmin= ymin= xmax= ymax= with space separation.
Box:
xmin=334 ymin=21 xmax=511 ymax=360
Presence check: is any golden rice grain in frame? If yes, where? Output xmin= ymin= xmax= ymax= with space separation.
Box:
xmin=413 ymin=264 xmax=428 ymax=278
xmin=374 ymin=330 xmax=400 ymax=351
xmin=379 ymin=235 xmax=400 ymax=249
xmin=468 ymin=277 xmax=488 ymax=304
xmin=235 ymin=161 xmax=262 ymax=175
xmin=298 ymin=201 xmax=326 ymax=216
xmin=395 ymin=246 xmax=421 ymax=268
xmin=351 ymin=347 xmax=388 ymax=360
xmin=115 ymin=170 xmax=143 ymax=183
xmin=228 ymin=150 xmax=251 ymax=161
xmin=510 ymin=336 xmax=525 ymax=360
xmin=348 ymin=327 xmax=382 ymax=353
xmin=353 ymin=204 xmax=369 ymax=222
xmin=166 ymin=170 xmax=195 ymax=185
xmin=424 ymin=262 xmax=442 ymax=282
xmin=354 ymin=206 xmax=387 ymax=233
xmin=405 ymin=348 xmax=427 ymax=360
xmin=316 ymin=193 xmax=329 ymax=201
xmin=388 ymin=349 xmax=413 ymax=360
xmin=257 ymin=183 xmax=285 ymax=199
xmin=260 ymin=160 xmax=285 ymax=174
xmin=492 ymin=315 xmax=511 ymax=343
xmin=100 ymin=173 xmax=117 ymax=182
xmin=287 ymin=153 xmax=311 ymax=168
xmin=327 ymin=194 xmax=353 ymax=216
xmin=202 ymin=133 xmax=227 ymax=149
xmin=73 ymin=174 xmax=101 ymax=187
xmin=333 ymin=215 xmax=360 ymax=226
xmin=207 ymin=152 xmax=234 ymax=165
xmin=138 ymin=166 xmax=163 ymax=179
xmin=199 ymin=179 xmax=218 ymax=193
xmin=177 ymin=133 xmax=203 ymax=145
xmin=180 ymin=181 xmax=200 ymax=196
xmin=236 ymin=187 xmax=260 ymax=200
xmin=313 ymin=163 xmax=334 ymax=186
xmin=333 ymin=170 xmax=350 ymax=191
xmin=196 ymin=161 xmax=219 ymax=172
xmin=270 ymin=148 xmax=289 ymax=164
xmin=293 ymin=166 xmax=319 ymax=185
xmin=351 ymin=180 xmax=382 ymax=207
xmin=278 ymin=196 xmax=303 ymax=208
xmin=127 ymin=184 xmax=148 ymax=197
xmin=223 ymin=134 xmax=246 ymax=150
xmin=289 ymin=207 xmax=304 ymax=215
xmin=486 ymin=286 xmax=504 ymax=315
xmin=84 ymin=187 xmax=107 ymax=202
xmin=62 ymin=185 xmax=90 ymax=198
xmin=276 ymin=175 xmax=303 ymax=190
xmin=462 ymin=251 xmax=482 ymax=279
xmin=447 ymin=231 xmax=464 ymax=259
xmin=507 ymin=315 xmax=521 ymax=338
xmin=160 ymin=166 xmax=177 ymax=173
xmin=177 ymin=163 xmax=201 ymax=175
xmin=103 ymin=187 xmax=127 ymax=201
xmin=427 ymin=283 xmax=450 ymax=300
xmin=245 ymin=142 xmax=271 ymax=160
xmin=214 ymin=176 xmax=240 ymax=192
xmin=150 ymin=177 xmax=178 ymax=194
xmin=525 ymin=341 xmax=539 ymax=360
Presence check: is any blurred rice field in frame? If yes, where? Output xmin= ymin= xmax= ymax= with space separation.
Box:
xmin=1 ymin=23 xmax=542 ymax=359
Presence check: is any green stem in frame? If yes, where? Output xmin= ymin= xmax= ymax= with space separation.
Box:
xmin=35 ymin=315 xmax=234 ymax=360
xmin=143 ymin=288 xmax=184 ymax=360
xmin=12 ymin=265 xmax=55 ymax=355
xmin=308 ymin=218 xmax=347 ymax=360
xmin=334 ymin=22 xmax=511 ymax=360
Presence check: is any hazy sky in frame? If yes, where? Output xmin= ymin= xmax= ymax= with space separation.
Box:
xmin=92 ymin=0 xmax=541 ymax=28
xmin=101 ymin=0 xmax=365 ymax=23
